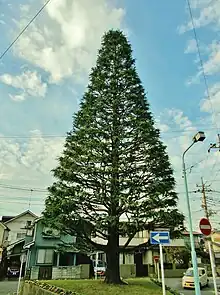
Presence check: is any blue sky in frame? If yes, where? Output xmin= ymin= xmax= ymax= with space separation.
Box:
xmin=0 ymin=0 xmax=219 ymax=230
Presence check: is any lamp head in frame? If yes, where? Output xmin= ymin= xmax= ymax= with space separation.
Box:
xmin=193 ymin=131 xmax=205 ymax=142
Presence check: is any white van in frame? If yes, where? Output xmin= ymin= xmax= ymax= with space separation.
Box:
xmin=182 ymin=267 xmax=209 ymax=289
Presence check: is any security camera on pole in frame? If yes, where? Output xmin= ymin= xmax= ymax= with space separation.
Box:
xmin=199 ymin=218 xmax=218 ymax=295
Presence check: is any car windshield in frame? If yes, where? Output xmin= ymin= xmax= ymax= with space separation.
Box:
xmin=93 ymin=260 xmax=106 ymax=268
xmin=185 ymin=269 xmax=194 ymax=277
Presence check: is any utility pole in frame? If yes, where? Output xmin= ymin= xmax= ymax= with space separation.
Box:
xmin=196 ymin=178 xmax=218 ymax=295
xmin=200 ymin=178 xmax=210 ymax=219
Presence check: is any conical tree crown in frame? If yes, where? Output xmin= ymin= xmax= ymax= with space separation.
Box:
xmin=44 ymin=30 xmax=184 ymax=250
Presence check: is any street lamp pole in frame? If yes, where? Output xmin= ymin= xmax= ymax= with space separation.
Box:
xmin=182 ymin=131 xmax=205 ymax=295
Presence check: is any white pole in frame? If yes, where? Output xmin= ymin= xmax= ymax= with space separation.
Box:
xmin=17 ymin=254 xmax=24 ymax=295
xmin=95 ymin=252 xmax=98 ymax=280
xmin=157 ymin=261 xmax=160 ymax=282
xmin=159 ymin=244 xmax=166 ymax=295
xmin=208 ymin=240 xmax=218 ymax=295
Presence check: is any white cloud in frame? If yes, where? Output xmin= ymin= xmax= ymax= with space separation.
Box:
xmin=202 ymin=41 xmax=220 ymax=76
xmin=14 ymin=0 xmax=125 ymax=83
xmin=159 ymin=108 xmax=220 ymax=228
xmin=0 ymin=130 xmax=65 ymax=215
xmin=0 ymin=71 xmax=47 ymax=101
xmin=201 ymin=82 xmax=220 ymax=112
xmin=181 ymin=1 xmax=220 ymax=108
xmin=178 ymin=0 xmax=220 ymax=34
xmin=185 ymin=39 xmax=197 ymax=54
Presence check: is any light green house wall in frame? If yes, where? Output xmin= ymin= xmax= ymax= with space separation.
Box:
xmin=25 ymin=219 xmax=76 ymax=269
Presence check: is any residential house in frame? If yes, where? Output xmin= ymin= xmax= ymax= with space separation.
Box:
xmin=3 ymin=210 xmax=38 ymax=268
xmin=23 ymin=218 xmax=91 ymax=280
xmin=182 ymin=231 xmax=203 ymax=249
xmin=0 ymin=222 xmax=10 ymax=263
xmin=4 ymin=210 xmax=38 ymax=245
xmin=210 ymin=231 xmax=220 ymax=264
xmin=92 ymin=230 xmax=202 ymax=277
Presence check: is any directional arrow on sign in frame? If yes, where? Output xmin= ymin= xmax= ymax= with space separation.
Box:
xmin=150 ymin=231 xmax=170 ymax=245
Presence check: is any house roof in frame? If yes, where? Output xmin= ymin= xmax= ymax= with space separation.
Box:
xmin=4 ymin=210 xmax=38 ymax=224
xmin=7 ymin=238 xmax=25 ymax=250
xmin=23 ymin=241 xmax=34 ymax=249
xmin=1 ymin=216 xmax=15 ymax=223
xmin=182 ymin=231 xmax=201 ymax=236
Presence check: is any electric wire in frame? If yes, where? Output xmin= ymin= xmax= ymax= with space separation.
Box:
xmin=186 ymin=0 xmax=219 ymax=131
xmin=187 ymin=0 xmax=220 ymax=186
xmin=0 ymin=183 xmax=47 ymax=192
xmin=0 ymin=0 xmax=52 ymax=60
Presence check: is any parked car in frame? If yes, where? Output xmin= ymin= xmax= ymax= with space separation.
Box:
xmin=7 ymin=265 xmax=20 ymax=279
xmin=93 ymin=260 xmax=106 ymax=277
xmin=182 ymin=267 xmax=209 ymax=289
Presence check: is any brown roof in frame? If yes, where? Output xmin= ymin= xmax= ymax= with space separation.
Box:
xmin=183 ymin=231 xmax=201 ymax=235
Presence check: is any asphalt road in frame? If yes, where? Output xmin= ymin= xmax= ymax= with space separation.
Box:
xmin=0 ymin=280 xmax=17 ymax=295
xmin=166 ymin=278 xmax=220 ymax=295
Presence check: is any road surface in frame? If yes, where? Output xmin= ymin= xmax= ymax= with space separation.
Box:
xmin=0 ymin=280 xmax=17 ymax=295
xmin=166 ymin=278 xmax=220 ymax=295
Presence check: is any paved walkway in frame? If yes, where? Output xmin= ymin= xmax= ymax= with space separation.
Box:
xmin=166 ymin=278 xmax=220 ymax=295
xmin=0 ymin=280 xmax=17 ymax=295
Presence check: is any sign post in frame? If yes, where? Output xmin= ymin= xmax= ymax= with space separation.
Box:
xmin=154 ymin=256 xmax=160 ymax=281
xmin=199 ymin=218 xmax=218 ymax=295
xmin=17 ymin=253 xmax=25 ymax=295
xmin=150 ymin=231 xmax=170 ymax=295
xmin=95 ymin=252 xmax=99 ymax=280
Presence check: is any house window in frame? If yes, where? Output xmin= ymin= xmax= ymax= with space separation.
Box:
xmin=16 ymin=232 xmax=26 ymax=239
xmin=135 ymin=231 xmax=144 ymax=238
xmin=37 ymin=249 xmax=54 ymax=264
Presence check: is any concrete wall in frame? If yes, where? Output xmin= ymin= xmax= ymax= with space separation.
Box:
xmin=52 ymin=265 xmax=81 ymax=279
xmin=21 ymin=282 xmax=56 ymax=295
xmin=30 ymin=266 xmax=40 ymax=280
xmin=31 ymin=264 xmax=89 ymax=280
xmin=164 ymin=269 xmax=186 ymax=278
xmin=120 ymin=264 xmax=136 ymax=279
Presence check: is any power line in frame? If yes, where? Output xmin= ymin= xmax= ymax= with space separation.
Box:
xmin=0 ymin=183 xmax=47 ymax=192
xmin=0 ymin=200 xmax=43 ymax=205
xmin=186 ymin=0 xmax=219 ymax=132
xmin=187 ymin=0 xmax=220 ymax=185
xmin=0 ymin=126 xmax=219 ymax=140
xmin=0 ymin=0 xmax=52 ymax=60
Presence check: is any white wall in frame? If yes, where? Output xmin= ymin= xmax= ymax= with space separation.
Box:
xmin=7 ymin=213 xmax=36 ymax=245
xmin=92 ymin=230 xmax=148 ymax=247
xmin=0 ymin=224 xmax=5 ymax=245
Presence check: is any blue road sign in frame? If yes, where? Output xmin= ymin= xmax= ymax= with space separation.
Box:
xmin=150 ymin=231 xmax=170 ymax=245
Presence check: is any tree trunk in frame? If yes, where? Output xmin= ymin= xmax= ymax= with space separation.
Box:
xmin=105 ymin=232 xmax=124 ymax=284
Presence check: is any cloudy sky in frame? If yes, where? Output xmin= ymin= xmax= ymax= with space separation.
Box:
xmin=0 ymin=0 xmax=219 ymax=230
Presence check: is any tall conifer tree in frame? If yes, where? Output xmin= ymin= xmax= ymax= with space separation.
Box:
xmin=44 ymin=30 xmax=184 ymax=284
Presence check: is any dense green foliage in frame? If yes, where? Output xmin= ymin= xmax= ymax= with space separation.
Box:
xmin=43 ymin=30 xmax=184 ymax=283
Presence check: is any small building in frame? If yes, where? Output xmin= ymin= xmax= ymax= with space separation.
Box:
xmin=211 ymin=231 xmax=220 ymax=264
xmin=0 ymin=222 xmax=10 ymax=263
xmin=4 ymin=210 xmax=38 ymax=245
xmin=2 ymin=210 xmax=38 ymax=269
xmin=23 ymin=218 xmax=91 ymax=280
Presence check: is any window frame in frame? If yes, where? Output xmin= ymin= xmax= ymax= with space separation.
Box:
xmin=36 ymin=249 xmax=54 ymax=265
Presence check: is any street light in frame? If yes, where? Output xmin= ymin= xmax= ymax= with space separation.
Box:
xmin=182 ymin=131 xmax=205 ymax=295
